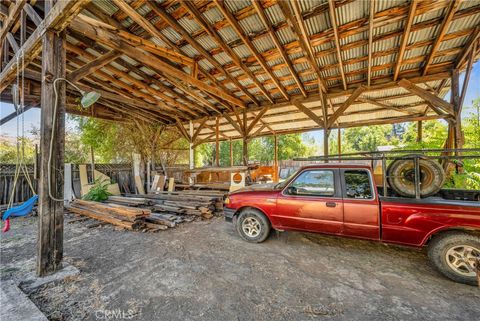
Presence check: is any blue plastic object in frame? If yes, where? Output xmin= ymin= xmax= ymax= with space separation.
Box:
xmin=2 ymin=195 xmax=38 ymax=221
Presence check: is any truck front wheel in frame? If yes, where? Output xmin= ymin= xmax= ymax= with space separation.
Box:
xmin=428 ymin=231 xmax=480 ymax=285
xmin=236 ymin=209 xmax=271 ymax=243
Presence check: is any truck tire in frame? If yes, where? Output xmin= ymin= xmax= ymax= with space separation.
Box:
xmin=236 ymin=208 xmax=271 ymax=243
xmin=427 ymin=231 xmax=480 ymax=286
xmin=387 ymin=155 xmax=445 ymax=198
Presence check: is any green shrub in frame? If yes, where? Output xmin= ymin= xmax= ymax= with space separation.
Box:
xmin=82 ymin=179 xmax=112 ymax=202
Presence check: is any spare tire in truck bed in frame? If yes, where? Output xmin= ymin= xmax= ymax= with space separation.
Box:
xmin=387 ymin=154 xmax=445 ymax=198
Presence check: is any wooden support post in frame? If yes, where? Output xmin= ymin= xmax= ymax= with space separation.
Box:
xmin=229 ymin=138 xmax=233 ymax=166
xmin=417 ymin=121 xmax=423 ymax=143
xmin=215 ymin=117 xmax=219 ymax=167
xmin=273 ymin=134 xmax=279 ymax=183
xmin=189 ymin=120 xmax=194 ymax=170
xmin=324 ymin=129 xmax=329 ymax=163
xmin=90 ymin=146 xmax=95 ymax=181
xmin=37 ymin=1 xmax=66 ymax=277
xmin=337 ymin=128 xmax=342 ymax=158
xmin=451 ymin=69 xmax=462 ymax=153
xmin=243 ymin=110 xmax=248 ymax=166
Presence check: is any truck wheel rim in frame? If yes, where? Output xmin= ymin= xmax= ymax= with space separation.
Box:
xmin=242 ymin=217 xmax=261 ymax=237
xmin=445 ymin=245 xmax=480 ymax=277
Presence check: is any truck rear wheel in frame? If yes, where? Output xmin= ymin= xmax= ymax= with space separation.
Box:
xmin=428 ymin=231 xmax=480 ymax=286
xmin=236 ymin=209 xmax=271 ymax=243
xmin=387 ymin=155 xmax=445 ymax=198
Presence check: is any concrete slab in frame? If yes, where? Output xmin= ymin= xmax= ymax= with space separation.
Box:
xmin=20 ymin=263 xmax=80 ymax=293
xmin=1 ymin=280 xmax=48 ymax=321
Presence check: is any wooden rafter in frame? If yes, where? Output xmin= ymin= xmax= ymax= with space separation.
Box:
xmin=70 ymin=15 xmax=244 ymax=108
xmin=145 ymin=0 xmax=257 ymax=106
xmin=252 ymin=0 xmax=307 ymax=97
xmin=293 ymin=102 xmax=323 ymax=127
xmin=423 ymin=0 xmax=461 ymax=75
xmin=327 ymin=86 xmax=366 ymax=128
xmin=213 ymin=0 xmax=289 ymax=100
xmin=327 ymin=0 xmax=347 ymax=90
xmin=0 ymin=0 xmax=27 ymax=46
xmin=393 ymin=0 xmax=418 ymax=81
xmin=179 ymin=0 xmax=274 ymax=104
xmin=67 ymin=50 xmax=121 ymax=83
xmin=367 ymin=0 xmax=375 ymax=86
xmin=398 ymin=78 xmax=454 ymax=115
xmin=0 ymin=0 xmax=92 ymax=92
xmin=455 ymin=26 xmax=480 ymax=69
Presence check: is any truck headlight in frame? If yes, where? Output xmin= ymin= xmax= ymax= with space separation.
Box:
xmin=224 ymin=197 xmax=230 ymax=205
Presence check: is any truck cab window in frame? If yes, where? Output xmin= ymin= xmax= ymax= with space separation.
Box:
xmin=344 ymin=170 xmax=373 ymax=199
xmin=286 ymin=170 xmax=335 ymax=197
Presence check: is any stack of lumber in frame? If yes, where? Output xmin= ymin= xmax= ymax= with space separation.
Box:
xmin=68 ymin=199 xmax=150 ymax=230
xmin=108 ymin=191 xmax=224 ymax=218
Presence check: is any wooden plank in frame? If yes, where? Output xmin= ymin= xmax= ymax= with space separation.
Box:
xmin=398 ymin=78 xmax=454 ymax=115
xmin=423 ymin=0 xmax=461 ymax=75
xmin=393 ymin=0 xmax=418 ymax=81
xmin=168 ymin=178 xmax=175 ymax=192
xmin=0 ymin=0 xmax=92 ymax=92
xmin=70 ymin=15 xmax=244 ymax=108
xmin=327 ymin=86 xmax=366 ymax=128
xmin=67 ymin=50 xmax=121 ymax=83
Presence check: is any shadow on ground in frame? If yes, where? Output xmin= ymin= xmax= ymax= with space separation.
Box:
xmin=1 ymin=214 xmax=479 ymax=321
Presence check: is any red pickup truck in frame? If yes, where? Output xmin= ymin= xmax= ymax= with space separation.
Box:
xmin=224 ymin=164 xmax=480 ymax=285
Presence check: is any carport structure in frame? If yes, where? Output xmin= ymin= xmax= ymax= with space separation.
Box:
xmin=0 ymin=0 xmax=479 ymax=275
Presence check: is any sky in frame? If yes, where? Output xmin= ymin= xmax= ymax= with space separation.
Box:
xmin=1 ymin=61 xmax=479 ymax=145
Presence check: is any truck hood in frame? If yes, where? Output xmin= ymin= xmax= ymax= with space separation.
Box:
xmin=230 ymin=183 xmax=279 ymax=194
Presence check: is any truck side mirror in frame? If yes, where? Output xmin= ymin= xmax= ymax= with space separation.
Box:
xmin=286 ymin=186 xmax=297 ymax=195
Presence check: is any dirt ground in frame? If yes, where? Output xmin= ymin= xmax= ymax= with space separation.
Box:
xmin=1 ymin=214 xmax=479 ymax=321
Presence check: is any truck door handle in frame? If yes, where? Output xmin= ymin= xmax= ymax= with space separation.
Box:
xmin=326 ymin=202 xmax=337 ymax=208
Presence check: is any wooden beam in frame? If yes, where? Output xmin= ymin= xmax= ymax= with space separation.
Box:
xmin=213 ymin=0 xmax=289 ymax=100
xmin=0 ymin=0 xmax=27 ymax=47
xmin=246 ymin=106 xmax=270 ymax=135
xmin=146 ymin=1 xmax=256 ymax=106
xmin=215 ymin=117 xmax=220 ymax=166
xmin=367 ymin=0 xmax=375 ymax=86
xmin=398 ymin=78 xmax=454 ymax=115
xmin=109 ymin=0 xmax=194 ymax=67
xmin=6 ymin=32 xmax=19 ymax=53
xmin=192 ymin=117 xmax=209 ymax=143
xmin=67 ymin=50 xmax=121 ymax=83
xmin=70 ymin=15 xmax=244 ymax=108
xmin=327 ymin=0 xmax=347 ymax=90
xmin=24 ymin=3 xmax=42 ymax=26
xmin=455 ymin=26 xmax=480 ymax=69
xmin=394 ymin=0 xmax=418 ymax=81
xmin=357 ymin=97 xmax=416 ymax=115
xmin=281 ymin=0 xmax=327 ymax=92
xmin=223 ymin=112 xmax=244 ymax=136
xmin=180 ymin=0 xmax=274 ymax=103
xmin=252 ymin=0 xmax=307 ymax=97
xmin=37 ymin=0 xmax=66 ymax=276
xmin=293 ymin=102 xmax=323 ymax=127
xmin=0 ymin=0 xmax=91 ymax=92
xmin=458 ymin=42 xmax=476 ymax=113
xmin=175 ymin=118 xmax=191 ymax=142
xmin=327 ymin=86 xmax=366 ymax=128
xmin=423 ymin=0 xmax=461 ymax=75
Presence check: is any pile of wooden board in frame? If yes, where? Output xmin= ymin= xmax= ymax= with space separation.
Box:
xmin=68 ymin=200 xmax=150 ymax=230
xmin=108 ymin=191 xmax=224 ymax=219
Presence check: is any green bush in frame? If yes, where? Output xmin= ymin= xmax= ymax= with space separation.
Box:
xmin=82 ymin=179 xmax=112 ymax=202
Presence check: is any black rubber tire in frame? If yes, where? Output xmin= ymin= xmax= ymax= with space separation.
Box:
xmin=235 ymin=208 xmax=271 ymax=243
xmin=427 ymin=231 xmax=480 ymax=286
xmin=387 ymin=155 xmax=445 ymax=198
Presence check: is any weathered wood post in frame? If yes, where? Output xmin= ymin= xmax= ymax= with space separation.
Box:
xmin=273 ymin=134 xmax=278 ymax=182
xmin=37 ymin=1 xmax=66 ymax=276
xmin=215 ymin=117 xmax=219 ymax=167
xmin=417 ymin=121 xmax=423 ymax=143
